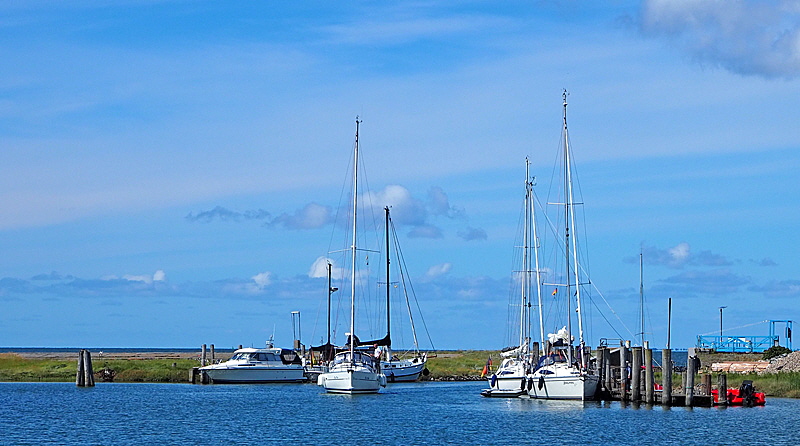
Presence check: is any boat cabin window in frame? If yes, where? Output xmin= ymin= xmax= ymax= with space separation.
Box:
xmin=537 ymin=351 xmax=568 ymax=368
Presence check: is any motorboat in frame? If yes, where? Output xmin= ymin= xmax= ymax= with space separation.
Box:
xmin=199 ymin=346 xmax=306 ymax=383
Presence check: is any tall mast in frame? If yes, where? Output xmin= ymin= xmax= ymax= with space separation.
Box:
xmin=562 ymin=90 xmax=574 ymax=365
xmin=639 ymin=248 xmax=645 ymax=347
xmin=385 ymin=206 xmax=391 ymax=360
xmin=349 ymin=116 xmax=361 ymax=365
xmin=519 ymin=159 xmax=530 ymax=356
xmin=327 ymin=262 xmax=332 ymax=346
xmin=530 ymin=160 xmax=545 ymax=350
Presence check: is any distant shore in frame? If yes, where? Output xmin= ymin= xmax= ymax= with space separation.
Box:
xmin=1 ymin=349 xmax=798 ymax=398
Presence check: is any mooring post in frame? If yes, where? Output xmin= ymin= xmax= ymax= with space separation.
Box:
xmin=210 ymin=344 xmax=215 ymax=364
xmin=644 ymin=341 xmax=653 ymax=404
xmin=662 ymin=348 xmax=672 ymax=406
xmin=76 ymin=349 xmax=86 ymax=387
xmin=622 ymin=340 xmax=630 ymax=401
xmin=597 ymin=347 xmax=605 ymax=391
xmin=718 ymin=374 xmax=728 ymax=406
xmin=703 ymin=373 xmax=712 ymax=397
xmin=189 ymin=367 xmax=198 ymax=384
xmin=603 ymin=348 xmax=612 ymax=394
xmin=631 ymin=347 xmax=641 ymax=402
xmin=83 ymin=350 xmax=95 ymax=387
xmin=201 ymin=344 xmax=207 ymax=367
xmin=685 ymin=350 xmax=696 ymax=407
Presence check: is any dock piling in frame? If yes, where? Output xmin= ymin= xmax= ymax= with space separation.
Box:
xmin=631 ymin=347 xmax=641 ymax=402
xmin=662 ymin=348 xmax=672 ymax=406
xmin=644 ymin=342 xmax=653 ymax=404
xmin=718 ymin=374 xmax=728 ymax=407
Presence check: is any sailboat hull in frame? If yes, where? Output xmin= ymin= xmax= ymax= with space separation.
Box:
xmin=527 ymin=370 xmax=598 ymax=400
xmin=382 ymin=357 xmax=427 ymax=382
xmin=318 ymin=368 xmax=386 ymax=394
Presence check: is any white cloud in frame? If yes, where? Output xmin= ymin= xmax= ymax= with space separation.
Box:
xmin=424 ymin=262 xmax=452 ymax=280
xmin=251 ymin=271 xmax=272 ymax=290
xmin=308 ymin=256 xmax=346 ymax=279
xmin=153 ymin=270 xmax=166 ymax=282
xmin=640 ymin=0 xmax=800 ymax=79
xmin=668 ymin=242 xmax=690 ymax=264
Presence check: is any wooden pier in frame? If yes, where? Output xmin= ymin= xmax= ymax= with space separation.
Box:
xmin=595 ymin=342 xmax=714 ymax=407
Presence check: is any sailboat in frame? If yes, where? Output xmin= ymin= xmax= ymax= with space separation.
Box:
xmin=379 ymin=206 xmax=429 ymax=382
xmin=527 ymin=91 xmax=599 ymax=401
xmin=482 ymin=158 xmax=542 ymax=397
xmin=317 ymin=117 xmax=387 ymax=394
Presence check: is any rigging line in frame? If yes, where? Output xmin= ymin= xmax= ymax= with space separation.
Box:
xmin=698 ymin=319 xmax=770 ymax=336
xmin=534 ymin=184 xmax=636 ymax=341
xmin=391 ymin=219 xmax=436 ymax=352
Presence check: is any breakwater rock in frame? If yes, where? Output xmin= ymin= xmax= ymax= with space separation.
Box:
xmin=765 ymin=351 xmax=800 ymax=373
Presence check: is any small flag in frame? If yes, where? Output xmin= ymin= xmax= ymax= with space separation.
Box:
xmin=552 ymin=288 xmax=558 ymax=296
xmin=481 ymin=356 xmax=493 ymax=378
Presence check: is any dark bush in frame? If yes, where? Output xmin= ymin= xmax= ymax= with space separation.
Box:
xmin=763 ymin=345 xmax=791 ymax=360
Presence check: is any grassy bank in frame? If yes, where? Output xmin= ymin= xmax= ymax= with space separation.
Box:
xmin=0 ymin=353 xmax=197 ymax=383
xmin=425 ymin=350 xmax=496 ymax=380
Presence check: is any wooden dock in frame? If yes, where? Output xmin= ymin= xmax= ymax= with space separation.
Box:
xmin=595 ymin=341 xmax=717 ymax=407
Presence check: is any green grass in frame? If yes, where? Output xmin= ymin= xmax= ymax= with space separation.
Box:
xmin=426 ymin=350 xmax=498 ymax=379
xmin=0 ymin=353 xmax=197 ymax=383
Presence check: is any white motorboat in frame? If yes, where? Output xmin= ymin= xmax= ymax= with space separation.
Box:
xmin=317 ymin=117 xmax=386 ymax=394
xmin=526 ymin=91 xmax=599 ymax=401
xmin=199 ymin=346 xmax=306 ymax=383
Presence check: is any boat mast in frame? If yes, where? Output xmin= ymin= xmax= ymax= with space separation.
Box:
xmin=563 ymin=90 xmax=586 ymax=367
xmin=349 ymin=116 xmax=361 ymax=366
xmin=385 ymin=205 xmax=391 ymax=361
xmin=327 ymin=261 xmax=332 ymax=346
xmin=639 ymin=248 xmax=645 ymax=347
xmin=519 ymin=159 xmax=530 ymax=357
xmin=530 ymin=160 xmax=545 ymax=351
xmin=562 ymin=91 xmax=574 ymax=365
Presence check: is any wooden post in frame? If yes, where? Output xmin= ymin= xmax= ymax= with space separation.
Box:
xmin=644 ymin=342 xmax=653 ymax=404
xmin=76 ymin=349 xmax=86 ymax=387
xmin=685 ymin=351 xmax=696 ymax=407
xmin=631 ymin=347 xmax=641 ymax=402
xmin=621 ymin=340 xmax=630 ymax=401
xmin=201 ymin=344 xmax=207 ymax=367
xmin=603 ymin=348 xmax=612 ymax=394
xmin=662 ymin=348 xmax=672 ymax=406
xmin=703 ymin=373 xmax=712 ymax=396
xmin=189 ymin=367 xmax=198 ymax=384
xmin=83 ymin=350 xmax=95 ymax=387
xmin=597 ymin=347 xmax=605 ymax=391
xmin=718 ymin=374 xmax=728 ymax=406
xmin=210 ymin=344 xmax=215 ymax=364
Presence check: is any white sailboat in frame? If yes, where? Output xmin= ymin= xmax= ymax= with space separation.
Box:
xmin=482 ymin=158 xmax=542 ymax=397
xmin=380 ymin=206 xmax=429 ymax=383
xmin=527 ymin=91 xmax=599 ymax=401
xmin=317 ymin=117 xmax=387 ymax=394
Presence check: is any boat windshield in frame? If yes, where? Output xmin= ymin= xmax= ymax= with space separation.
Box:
xmin=331 ymin=351 xmax=376 ymax=367
xmin=537 ymin=352 xmax=568 ymax=368
xmin=230 ymin=352 xmax=278 ymax=362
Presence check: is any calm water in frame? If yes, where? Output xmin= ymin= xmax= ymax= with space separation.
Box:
xmin=2 ymin=381 xmax=797 ymax=445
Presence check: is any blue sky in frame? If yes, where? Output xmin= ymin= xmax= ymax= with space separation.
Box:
xmin=1 ymin=0 xmax=799 ymax=350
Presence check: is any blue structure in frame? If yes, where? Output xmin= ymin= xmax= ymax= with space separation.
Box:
xmin=696 ymin=320 xmax=793 ymax=352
